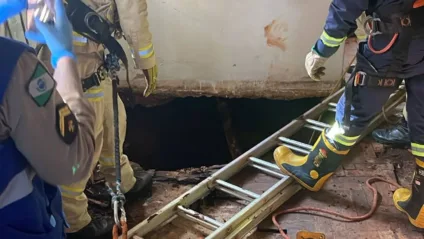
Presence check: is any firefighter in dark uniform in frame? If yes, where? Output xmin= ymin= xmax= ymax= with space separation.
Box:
xmin=274 ymin=0 xmax=424 ymax=229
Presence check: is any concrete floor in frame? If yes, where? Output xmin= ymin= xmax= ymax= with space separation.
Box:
xmin=126 ymin=138 xmax=424 ymax=239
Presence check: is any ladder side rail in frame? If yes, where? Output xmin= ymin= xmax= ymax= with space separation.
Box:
xmin=206 ymin=176 xmax=294 ymax=239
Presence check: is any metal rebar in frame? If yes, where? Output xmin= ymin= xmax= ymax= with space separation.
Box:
xmin=177 ymin=206 xmax=223 ymax=228
xmin=250 ymin=164 xmax=285 ymax=179
xmin=216 ymin=180 xmax=260 ymax=199
xmin=278 ymin=137 xmax=313 ymax=150
xmin=304 ymin=124 xmax=325 ymax=132
xmin=215 ymin=186 xmax=255 ymax=202
xmin=305 ymin=119 xmax=331 ymax=129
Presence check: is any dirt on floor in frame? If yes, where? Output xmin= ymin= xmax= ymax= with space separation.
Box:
xmin=120 ymin=137 xmax=424 ymax=239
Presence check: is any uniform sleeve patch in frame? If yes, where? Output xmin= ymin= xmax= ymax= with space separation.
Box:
xmin=56 ymin=103 xmax=78 ymax=145
xmin=27 ymin=63 xmax=56 ymax=107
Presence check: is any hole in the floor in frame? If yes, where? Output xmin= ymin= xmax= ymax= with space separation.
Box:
xmin=124 ymin=97 xmax=323 ymax=171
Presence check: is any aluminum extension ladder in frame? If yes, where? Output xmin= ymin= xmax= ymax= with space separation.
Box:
xmin=124 ymin=86 xmax=406 ymax=239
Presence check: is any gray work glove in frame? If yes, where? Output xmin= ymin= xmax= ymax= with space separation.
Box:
xmin=305 ymin=50 xmax=328 ymax=81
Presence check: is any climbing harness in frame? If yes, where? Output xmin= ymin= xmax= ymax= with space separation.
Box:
xmin=65 ymin=0 xmax=136 ymax=106
xmin=122 ymin=84 xmax=405 ymax=238
xmin=342 ymin=1 xmax=424 ymax=131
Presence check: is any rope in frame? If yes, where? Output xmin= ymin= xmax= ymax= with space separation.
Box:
xmin=382 ymin=103 xmax=402 ymax=125
xmin=364 ymin=19 xmax=398 ymax=55
xmin=271 ymin=177 xmax=401 ymax=239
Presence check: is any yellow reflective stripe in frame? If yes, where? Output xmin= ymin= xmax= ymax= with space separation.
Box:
xmin=84 ymin=86 xmax=104 ymax=100
xmin=411 ymin=143 xmax=424 ymax=157
xmin=60 ymin=185 xmax=84 ymax=198
xmin=320 ymin=31 xmax=346 ymax=47
xmin=322 ymin=132 xmax=350 ymax=155
xmin=357 ymin=34 xmax=367 ymax=41
xmin=99 ymin=156 xmax=115 ymax=167
xmin=333 ymin=134 xmax=359 ymax=147
xmin=72 ymin=32 xmax=87 ymax=46
xmin=138 ymin=43 xmax=155 ymax=59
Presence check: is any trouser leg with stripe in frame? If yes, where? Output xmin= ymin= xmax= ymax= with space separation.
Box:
xmin=394 ymin=74 xmax=424 ymax=229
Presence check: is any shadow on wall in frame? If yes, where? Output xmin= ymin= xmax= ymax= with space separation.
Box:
xmin=124 ymin=96 xmax=321 ymax=171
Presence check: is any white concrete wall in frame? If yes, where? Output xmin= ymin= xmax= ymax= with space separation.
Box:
xmin=148 ymin=0 xmax=343 ymax=83
xmin=126 ymin=0 xmax=346 ymax=99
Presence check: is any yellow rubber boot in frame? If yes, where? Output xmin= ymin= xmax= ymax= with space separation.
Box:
xmin=393 ymin=159 xmax=424 ymax=229
xmin=274 ymin=130 xmax=350 ymax=192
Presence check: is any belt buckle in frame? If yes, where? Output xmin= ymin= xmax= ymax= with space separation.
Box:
xmin=364 ymin=16 xmax=382 ymax=36
xmin=354 ymin=72 xmax=366 ymax=86
xmin=98 ymin=66 xmax=108 ymax=80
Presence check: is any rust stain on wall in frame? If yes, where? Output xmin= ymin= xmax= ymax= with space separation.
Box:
xmin=264 ymin=20 xmax=288 ymax=51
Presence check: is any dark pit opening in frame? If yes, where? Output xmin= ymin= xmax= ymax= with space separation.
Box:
xmin=124 ymin=97 xmax=322 ymax=171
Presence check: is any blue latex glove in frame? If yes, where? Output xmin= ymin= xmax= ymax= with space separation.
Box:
xmin=0 ymin=0 xmax=27 ymax=24
xmin=25 ymin=0 xmax=75 ymax=68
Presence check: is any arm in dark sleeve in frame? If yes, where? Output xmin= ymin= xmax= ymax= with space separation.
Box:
xmin=314 ymin=0 xmax=369 ymax=57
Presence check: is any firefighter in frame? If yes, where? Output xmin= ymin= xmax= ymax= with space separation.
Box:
xmin=0 ymin=0 xmax=96 ymax=238
xmin=274 ymin=0 xmax=424 ymax=229
xmin=37 ymin=0 xmax=156 ymax=237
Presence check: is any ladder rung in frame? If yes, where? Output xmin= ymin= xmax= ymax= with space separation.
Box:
xmin=177 ymin=210 xmax=219 ymax=230
xmin=279 ymin=143 xmax=310 ymax=155
xmin=305 ymin=119 xmax=331 ymax=128
xmin=216 ymin=180 xmax=260 ymax=199
xmin=177 ymin=205 xmax=223 ymax=228
xmin=304 ymin=124 xmax=325 ymax=132
xmin=328 ymin=102 xmax=337 ymax=107
xmin=250 ymin=164 xmax=285 ymax=179
xmin=249 ymin=157 xmax=280 ymax=171
xmin=215 ymin=186 xmax=255 ymax=202
xmin=278 ymin=137 xmax=313 ymax=150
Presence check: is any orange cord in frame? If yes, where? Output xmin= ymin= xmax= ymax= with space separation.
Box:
xmin=271 ymin=177 xmax=401 ymax=239
xmin=365 ymin=21 xmax=399 ymax=54
xmin=368 ymin=33 xmax=399 ymax=54
xmin=112 ymin=220 xmax=128 ymax=239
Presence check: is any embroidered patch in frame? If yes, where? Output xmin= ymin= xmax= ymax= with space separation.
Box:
xmin=55 ymin=103 xmax=78 ymax=144
xmin=27 ymin=63 xmax=55 ymax=107
xmin=313 ymin=148 xmax=328 ymax=167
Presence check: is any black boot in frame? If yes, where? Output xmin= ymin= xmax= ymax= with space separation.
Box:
xmin=66 ymin=216 xmax=114 ymax=239
xmin=85 ymin=162 xmax=153 ymax=206
xmin=273 ymin=129 xmax=354 ymax=191
xmin=393 ymin=159 xmax=424 ymax=229
xmin=125 ymin=162 xmax=154 ymax=201
xmin=372 ymin=118 xmax=410 ymax=146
